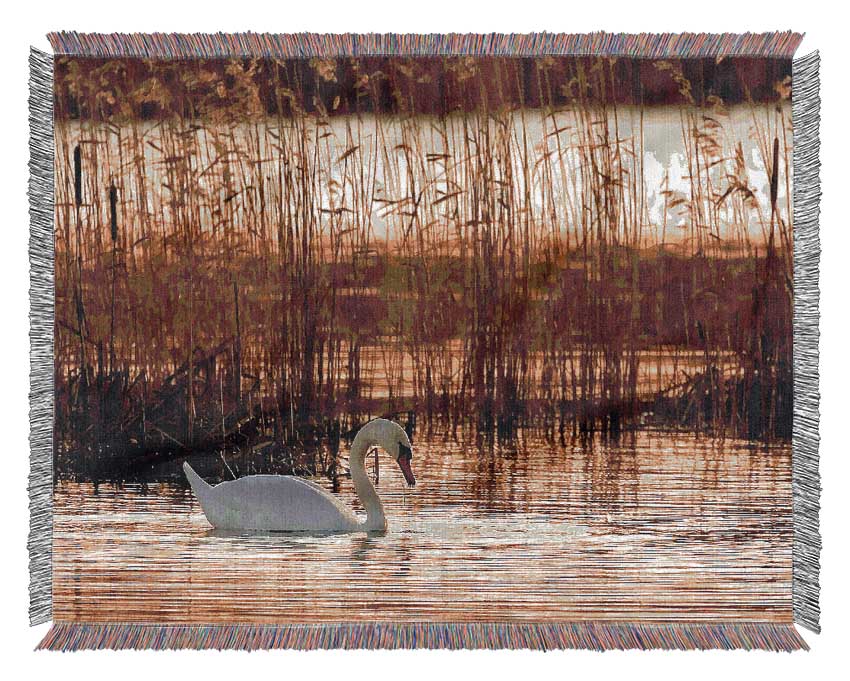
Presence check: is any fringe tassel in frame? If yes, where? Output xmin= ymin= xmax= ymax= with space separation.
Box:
xmin=28 ymin=48 xmax=54 ymax=627
xmin=47 ymin=31 xmax=804 ymax=59
xmin=792 ymin=51 xmax=821 ymax=634
xmin=37 ymin=622 xmax=808 ymax=652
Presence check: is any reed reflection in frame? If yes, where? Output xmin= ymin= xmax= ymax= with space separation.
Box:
xmin=54 ymin=428 xmax=791 ymax=624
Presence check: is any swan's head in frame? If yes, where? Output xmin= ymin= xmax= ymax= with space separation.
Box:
xmin=363 ymin=418 xmax=416 ymax=487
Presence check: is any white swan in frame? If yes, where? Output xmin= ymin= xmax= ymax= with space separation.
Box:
xmin=183 ymin=418 xmax=415 ymax=532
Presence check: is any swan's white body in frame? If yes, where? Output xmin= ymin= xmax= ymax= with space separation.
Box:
xmin=183 ymin=419 xmax=414 ymax=532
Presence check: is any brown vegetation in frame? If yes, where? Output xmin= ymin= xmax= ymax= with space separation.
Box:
xmin=52 ymin=56 xmax=793 ymax=480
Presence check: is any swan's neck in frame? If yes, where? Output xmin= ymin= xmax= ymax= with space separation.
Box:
xmin=349 ymin=432 xmax=386 ymax=531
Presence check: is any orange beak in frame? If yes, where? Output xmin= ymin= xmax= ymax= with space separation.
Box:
xmin=397 ymin=442 xmax=416 ymax=486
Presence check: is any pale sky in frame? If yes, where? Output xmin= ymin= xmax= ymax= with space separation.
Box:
xmin=60 ymin=102 xmax=792 ymax=250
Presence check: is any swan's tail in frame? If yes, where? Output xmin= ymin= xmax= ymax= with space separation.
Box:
xmin=183 ymin=461 xmax=212 ymax=497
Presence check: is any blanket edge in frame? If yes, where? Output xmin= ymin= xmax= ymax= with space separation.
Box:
xmin=36 ymin=622 xmax=810 ymax=652
xmin=46 ymin=31 xmax=804 ymax=59
xmin=791 ymin=50 xmax=821 ymax=634
xmin=28 ymin=47 xmax=54 ymax=627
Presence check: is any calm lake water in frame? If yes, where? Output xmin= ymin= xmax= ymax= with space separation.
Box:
xmin=53 ymin=429 xmax=792 ymax=624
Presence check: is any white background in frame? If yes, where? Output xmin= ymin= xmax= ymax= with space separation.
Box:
xmin=1 ymin=2 xmax=847 ymax=677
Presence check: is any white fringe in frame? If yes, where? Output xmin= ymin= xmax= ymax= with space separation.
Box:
xmin=792 ymin=51 xmax=821 ymax=634
xmin=29 ymin=47 xmax=54 ymax=626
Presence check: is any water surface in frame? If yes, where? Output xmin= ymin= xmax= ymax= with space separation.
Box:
xmin=54 ymin=429 xmax=792 ymax=624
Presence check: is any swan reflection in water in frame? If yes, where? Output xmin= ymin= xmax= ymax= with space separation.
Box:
xmin=203 ymin=526 xmax=414 ymax=576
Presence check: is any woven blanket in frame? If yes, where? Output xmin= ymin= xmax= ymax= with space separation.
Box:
xmin=28 ymin=31 xmax=820 ymax=651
